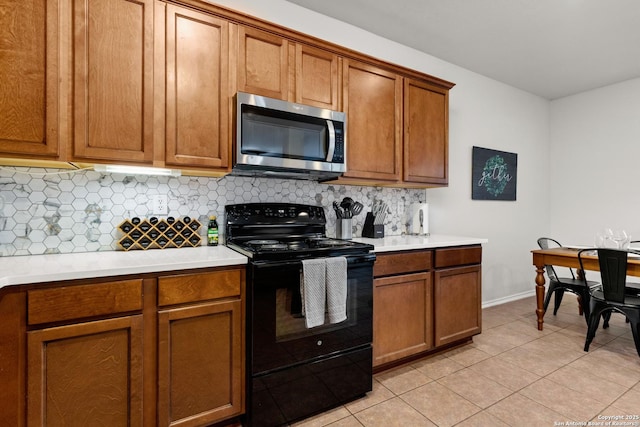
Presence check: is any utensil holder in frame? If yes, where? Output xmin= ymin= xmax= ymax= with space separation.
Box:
xmin=336 ymin=218 xmax=353 ymax=240
xmin=362 ymin=213 xmax=384 ymax=238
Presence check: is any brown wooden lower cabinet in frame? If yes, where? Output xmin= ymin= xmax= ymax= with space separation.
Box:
xmin=373 ymin=246 xmax=482 ymax=369
xmin=0 ymin=266 xmax=245 ymax=427
xmin=158 ymin=299 xmax=243 ymax=427
xmin=373 ymin=272 xmax=432 ymax=366
xmin=27 ymin=315 xmax=145 ymax=427
xmin=434 ymin=264 xmax=482 ymax=346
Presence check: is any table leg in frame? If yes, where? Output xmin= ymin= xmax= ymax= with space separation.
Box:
xmin=534 ymin=264 xmax=546 ymax=330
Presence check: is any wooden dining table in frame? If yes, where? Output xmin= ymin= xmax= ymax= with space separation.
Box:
xmin=531 ymin=247 xmax=640 ymax=330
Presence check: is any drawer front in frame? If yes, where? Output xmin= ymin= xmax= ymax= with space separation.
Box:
xmin=28 ymin=279 xmax=143 ymax=325
xmin=374 ymin=250 xmax=432 ymax=277
xmin=435 ymin=246 xmax=482 ymax=268
xmin=158 ymin=268 xmax=243 ymax=306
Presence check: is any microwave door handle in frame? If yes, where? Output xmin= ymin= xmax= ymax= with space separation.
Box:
xmin=326 ymin=120 xmax=336 ymax=162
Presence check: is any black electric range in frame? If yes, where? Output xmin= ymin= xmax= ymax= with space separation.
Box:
xmin=224 ymin=203 xmax=375 ymax=427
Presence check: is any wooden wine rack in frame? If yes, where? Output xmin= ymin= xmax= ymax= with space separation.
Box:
xmin=117 ymin=217 xmax=202 ymax=251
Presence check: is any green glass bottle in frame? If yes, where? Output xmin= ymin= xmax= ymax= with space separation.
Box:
xmin=207 ymin=215 xmax=219 ymax=246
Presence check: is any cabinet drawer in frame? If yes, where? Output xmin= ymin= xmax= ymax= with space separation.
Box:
xmin=374 ymin=250 xmax=432 ymax=277
xmin=27 ymin=279 xmax=143 ymax=325
xmin=158 ymin=269 xmax=242 ymax=306
xmin=435 ymin=246 xmax=482 ymax=268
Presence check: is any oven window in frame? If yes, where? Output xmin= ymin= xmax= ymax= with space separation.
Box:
xmin=274 ymin=286 xmax=356 ymax=343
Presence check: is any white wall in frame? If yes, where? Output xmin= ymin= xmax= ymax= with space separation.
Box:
xmin=550 ymin=78 xmax=640 ymax=246
xmin=209 ymin=0 xmax=552 ymax=304
xmin=428 ymin=79 xmax=550 ymax=304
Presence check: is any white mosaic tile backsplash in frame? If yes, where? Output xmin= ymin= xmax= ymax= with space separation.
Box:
xmin=0 ymin=166 xmax=426 ymax=256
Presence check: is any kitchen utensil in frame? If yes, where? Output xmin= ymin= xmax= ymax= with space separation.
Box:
xmin=340 ymin=197 xmax=354 ymax=218
xmin=340 ymin=197 xmax=354 ymax=207
xmin=333 ymin=201 xmax=343 ymax=218
xmin=372 ymin=200 xmax=388 ymax=225
xmin=351 ymin=201 xmax=363 ymax=216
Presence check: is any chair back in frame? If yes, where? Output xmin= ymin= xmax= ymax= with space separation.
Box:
xmin=597 ymin=249 xmax=630 ymax=303
xmin=537 ymin=237 xmax=573 ymax=280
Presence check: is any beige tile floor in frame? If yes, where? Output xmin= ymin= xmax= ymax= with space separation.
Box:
xmin=292 ymin=296 xmax=640 ymax=427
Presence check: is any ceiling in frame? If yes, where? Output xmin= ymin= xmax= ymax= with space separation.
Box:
xmin=284 ymin=0 xmax=640 ymax=100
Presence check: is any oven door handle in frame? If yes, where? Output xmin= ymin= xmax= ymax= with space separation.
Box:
xmin=251 ymin=253 xmax=376 ymax=269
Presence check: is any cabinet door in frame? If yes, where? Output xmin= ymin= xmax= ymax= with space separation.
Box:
xmin=164 ymin=4 xmax=231 ymax=169
xmin=72 ymin=0 xmax=154 ymax=163
xmin=434 ymin=265 xmax=482 ymax=346
xmin=158 ymin=299 xmax=243 ymax=427
xmin=404 ymin=78 xmax=449 ymax=185
xmin=0 ymin=0 xmax=60 ymax=158
xmin=27 ymin=316 xmax=144 ymax=427
xmin=342 ymin=59 xmax=402 ymax=182
xmin=295 ymin=44 xmax=339 ymax=110
xmin=373 ymin=272 xmax=432 ymax=367
xmin=238 ymin=26 xmax=288 ymax=100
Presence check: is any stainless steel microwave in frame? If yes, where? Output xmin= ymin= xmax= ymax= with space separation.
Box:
xmin=232 ymin=92 xmax=346 ymax=181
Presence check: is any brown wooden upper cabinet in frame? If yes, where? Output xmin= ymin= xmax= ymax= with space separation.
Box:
xmin=0 ymin=0 xmax=452 ymax=185
xmin=71 ymin=0 xmax=232 ymax=171
xmin=238 ymin=26 xmax=289 ymax=100
xmin=341 ymin=59 xmax=403 ymax=182
xmin=238 ymin=26 xmax=340 ymax=110
xmin=162 ymin=4 xmax=231 ymax=169
xmin=295 ymin=44 xmax=340 ymax=110
xmin=337 ymin=60 xmax=453 ymax=187
xmin=0 ymin=0 xmax=61 ymax=159
xmin=72 ymin=0 xmax=155 ymax=164
xmin=404 ymin=78 xmax=449 ymax=185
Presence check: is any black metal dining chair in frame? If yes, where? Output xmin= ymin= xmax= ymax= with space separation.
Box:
xmin=600 ymin=239 xmax=640 ymax=328
xmin=579 ymin=248 xmax=640 ymax=357
xmin=537 ymin=237 xmax=597 ymax=324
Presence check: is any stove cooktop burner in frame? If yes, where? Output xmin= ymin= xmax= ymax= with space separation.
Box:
xmin=259 ymin=243 xmax=289 ymax=250
xmin=310 ymin=238 xmax=350 ymax=247
xmin=246 ymin=239 xmax=280 ymax=245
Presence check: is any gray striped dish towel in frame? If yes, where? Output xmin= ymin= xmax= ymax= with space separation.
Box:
xmin=301 ymin=258 xmax=326 ymax=328
xmin=326 ymin=256 xmax=347 ymax=324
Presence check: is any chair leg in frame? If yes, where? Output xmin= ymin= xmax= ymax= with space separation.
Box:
xmin=584 ymin=305 xmax=603 ymax=352
xmin=626 ymin=312 xmax=640 ymax=358
xmin=603 ymin=311 xmax=611 ymax=329
xmin=543 ymin=286 xmax=554 ymax=313
xmin=579 ymin=291 xmax=590 ymax=326
xmin=553 ymin=289 xmax=565 ymax=315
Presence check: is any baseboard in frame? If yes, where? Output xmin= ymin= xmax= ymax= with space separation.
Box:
xmin=482 ymin=289 xmax=536 ymax=309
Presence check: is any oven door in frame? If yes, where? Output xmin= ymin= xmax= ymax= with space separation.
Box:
xmin=248 ymin=253 xmax=374 ymax=376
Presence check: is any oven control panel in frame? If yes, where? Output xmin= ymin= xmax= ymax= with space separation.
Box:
xmin=225 ymin=203 xmax=326 ymax=224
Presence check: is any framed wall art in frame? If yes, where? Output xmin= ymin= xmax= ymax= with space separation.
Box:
xmin=472 ymin=146 xmax=517 ymax=201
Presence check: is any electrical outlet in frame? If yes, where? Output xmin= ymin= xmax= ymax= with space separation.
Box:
xmin=152 ymin=195 xmax=168 ymax=215
xmin=397 ymin=200 xmax=404 ymax=217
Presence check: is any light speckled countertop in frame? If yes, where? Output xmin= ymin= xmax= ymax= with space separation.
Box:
xmin=0 ymin=234 xmax=486 ymax=288
xmin=0 ymin=245 xmax=247 ymax=288
xmin=354 ymin=234 xmax=488 ymax=253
